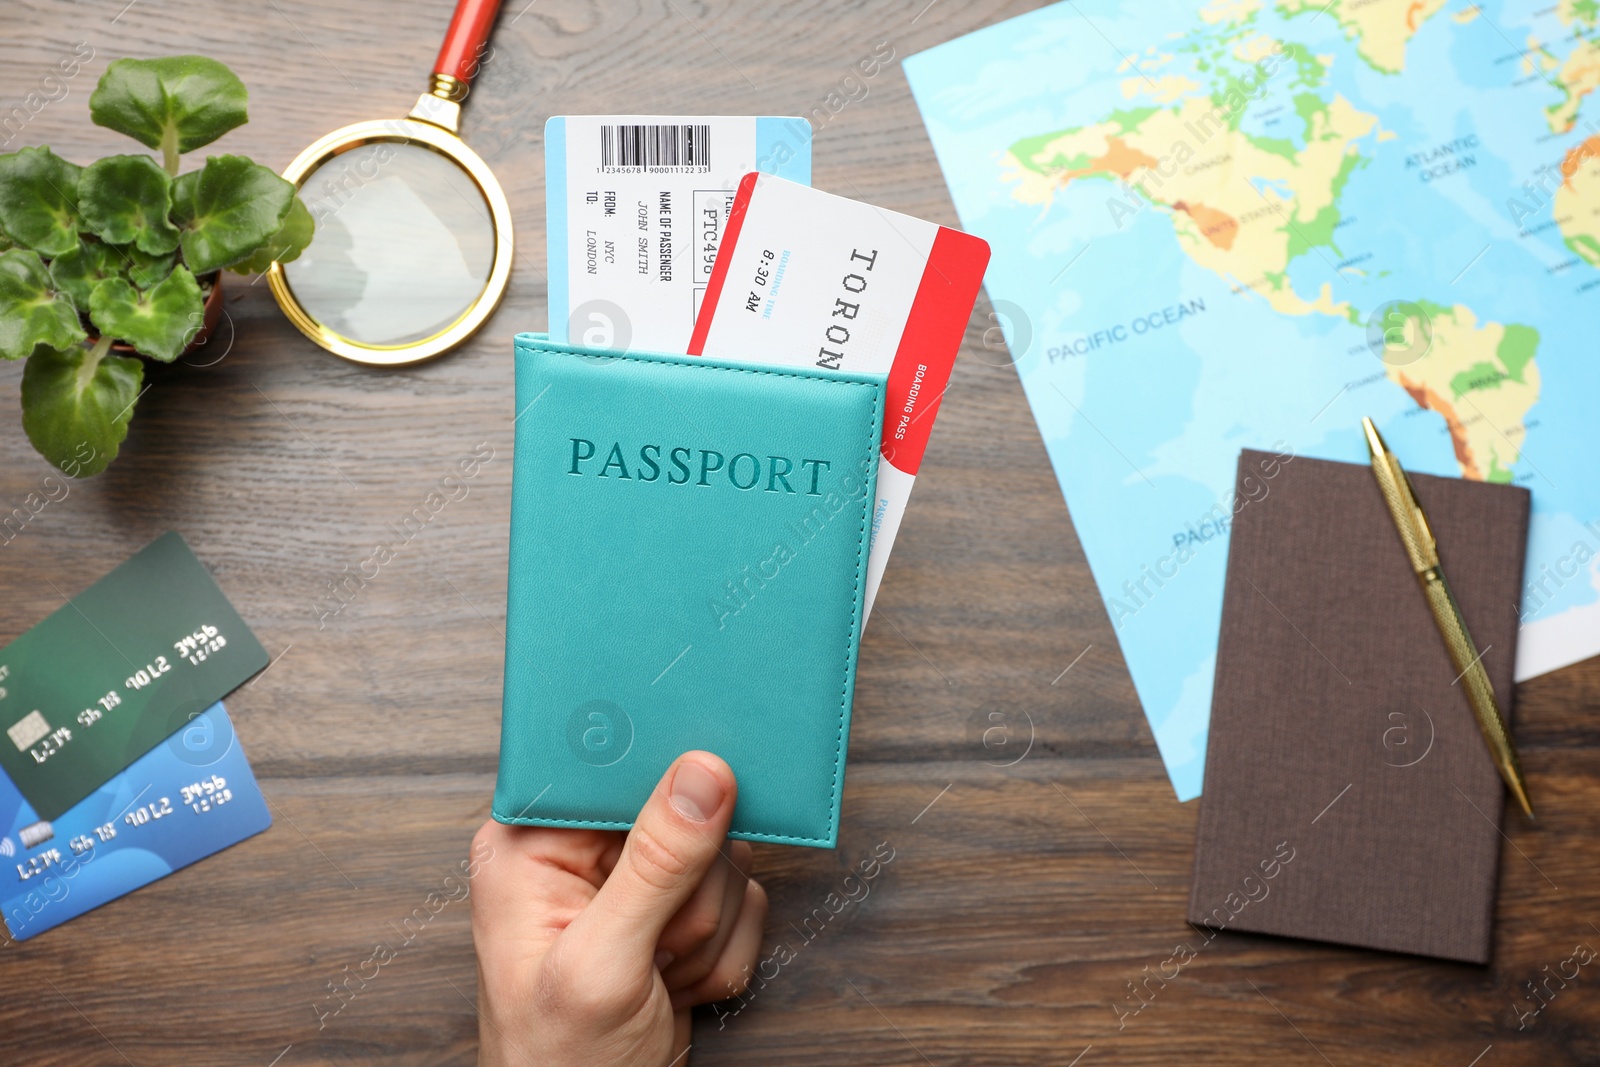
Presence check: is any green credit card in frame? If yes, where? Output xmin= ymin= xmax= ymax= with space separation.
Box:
xmin=0 ymin=531 xmax=267 ymax=820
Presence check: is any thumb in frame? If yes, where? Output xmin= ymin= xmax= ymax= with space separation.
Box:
xmin=565 ymin=751 xmax=738 ymax=965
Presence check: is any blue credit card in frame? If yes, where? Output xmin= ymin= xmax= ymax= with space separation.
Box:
xmin=0 ymin=701 xmax=270 ymax=942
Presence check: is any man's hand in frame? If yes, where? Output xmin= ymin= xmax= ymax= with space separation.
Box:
xmin=472 ymin=752 xmax=767 ymax=1066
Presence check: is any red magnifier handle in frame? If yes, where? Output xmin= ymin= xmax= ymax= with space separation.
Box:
xmin=434 ymin=0 xmax=505 ymax=88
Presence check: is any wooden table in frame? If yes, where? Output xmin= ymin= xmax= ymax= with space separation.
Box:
xmin=3 ymin=2 xmax=1597 ymax=1064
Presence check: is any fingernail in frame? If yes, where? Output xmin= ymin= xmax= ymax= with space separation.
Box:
xmin=654 ymin=949 xmax=675 ymax=970
xmin=670 ymin=760 xmax=723 ymax=823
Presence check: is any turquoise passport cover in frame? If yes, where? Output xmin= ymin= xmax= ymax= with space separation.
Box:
xmin=494 ymin=334 xmax=885 ymax=847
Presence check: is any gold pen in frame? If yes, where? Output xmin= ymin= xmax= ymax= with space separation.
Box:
xmin=1361 ymin=418 xmax=1533 ymax=817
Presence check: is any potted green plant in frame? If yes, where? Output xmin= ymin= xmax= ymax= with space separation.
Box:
xmin=0 ymin=55 xmax=312 ymax=477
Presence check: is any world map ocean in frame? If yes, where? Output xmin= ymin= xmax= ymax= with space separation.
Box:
xmin=905 ymin=0 xmax=1600 ymax=799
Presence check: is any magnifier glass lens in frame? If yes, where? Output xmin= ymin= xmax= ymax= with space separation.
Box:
xmin=285 ymin=142 xmax=496 ymax=347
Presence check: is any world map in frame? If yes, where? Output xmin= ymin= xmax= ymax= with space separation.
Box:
xmin=906 ymin=0 xmax=1600 ymax=800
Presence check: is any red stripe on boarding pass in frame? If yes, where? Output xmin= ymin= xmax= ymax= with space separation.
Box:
xmin=881 ymin=227 xmax=990 ymax=475
xmin=687 ymin=172 xmax=758 ymax=356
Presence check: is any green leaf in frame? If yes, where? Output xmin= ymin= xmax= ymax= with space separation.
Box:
xmin=89 ymin=57 xmax=248 ymax=164
xmin=50 ymin=237 xmax=127 ymax=307
xmin=0 ymin=146 xmax=84 ymax=257
xmin=120 ymin=244 xmax=178 ymax=289
xmin=227 ymin=194 xmax=315 ymax=274
xmin=22 ymin=341 xmax=143 ymax=477
xmin=0 ymin=248 xmax=87 ymax=359
xmin=78 ymin=155 xmax=181 ymax=255
xmin=171 ymin=155 xmax=293 ymax=274
xmin=88 ymin=265 xmax=203 ymax=362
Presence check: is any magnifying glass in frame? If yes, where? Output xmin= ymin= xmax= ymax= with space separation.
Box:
xmin=268 ymin=0 xmax=514 ymax=366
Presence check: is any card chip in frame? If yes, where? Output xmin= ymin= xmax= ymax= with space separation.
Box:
xmin=7 ymin=710 xmax=49 ymax=752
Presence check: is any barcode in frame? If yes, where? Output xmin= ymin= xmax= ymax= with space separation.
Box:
xmin=599 ymin=123 xmax=712 ymax=168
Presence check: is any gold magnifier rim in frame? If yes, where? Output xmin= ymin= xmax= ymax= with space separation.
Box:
xmin=267 ymin=116 xmax=514 ymax=368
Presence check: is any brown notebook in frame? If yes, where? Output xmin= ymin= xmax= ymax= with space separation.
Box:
xmin=1187 ymin=449 xmax=1530 ymax=964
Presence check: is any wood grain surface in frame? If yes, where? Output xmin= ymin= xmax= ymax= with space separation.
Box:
xmin=2 ymin=2 xmax=1597 ymax=1064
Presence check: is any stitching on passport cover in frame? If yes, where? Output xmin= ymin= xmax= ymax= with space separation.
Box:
xmin=514 ymin=336 xmax=881 ymax=389
xmin=498 ymin=338 xmax=881 ymax=845
xmin=820 ymin=378 xmax=878 ymax=843
xmin=487 ymin=811 xmax=831 ymax=846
